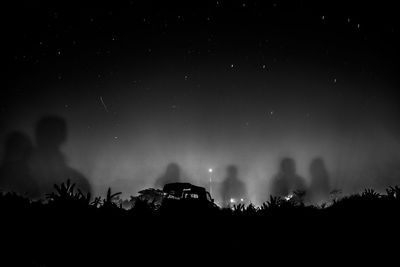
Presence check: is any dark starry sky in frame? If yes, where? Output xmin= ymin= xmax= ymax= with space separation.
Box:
xmin=2 ymin=0 xmax=400 ymax=202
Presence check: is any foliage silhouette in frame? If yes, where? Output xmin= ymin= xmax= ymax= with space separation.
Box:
xmin=3 ymin=180 xmax=400 ymax=217
xmin=386 ymin=185 xmax=400 ymax=200
xmin=101 ymin=187 xmax=122 ymax=210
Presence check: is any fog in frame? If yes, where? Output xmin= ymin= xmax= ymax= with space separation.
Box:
xmin=62 ymin=119 xmax=398 ymax=205
xmin=2 ymin=66 xmax=400 ymax=204
xmin=2 ymin=113 xmax=400 ymax=204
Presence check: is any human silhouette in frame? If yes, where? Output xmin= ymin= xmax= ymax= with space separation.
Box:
xmin=220 ymin=165 xmax=246 ymax=207
xmin=29 ymin=116 xmax=91 ymax=197
xmin=0 ymin=131 xmax=39 ymax=198
xmin=154 ymin=163 xmax=181 ymax=189
xmin=308 ymin=157 xmax=330 ymax=204
xmin=270 ymin=158 xmax=306 ymax=198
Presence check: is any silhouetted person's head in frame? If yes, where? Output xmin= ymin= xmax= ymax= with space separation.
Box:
xmin=35 ymin=116 xmax=67 ymax=149
xmin=280 ymin=158 xmax=296 ymax=175
xmin=2 ymin=131 xmax=33 ymax=163
xmin=310 ymin=158 xmax=328 ymax=179
xmin=226 ymin=165 xmax=238 ymax=178
xmin=155 ymin=163 xmax=181 ymax=188
xmin=165 ymin=163 xmax=180 ymax=178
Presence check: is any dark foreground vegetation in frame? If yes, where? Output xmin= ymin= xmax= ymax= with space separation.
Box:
xmin=2 ymin=181 xmax=400 ymax=266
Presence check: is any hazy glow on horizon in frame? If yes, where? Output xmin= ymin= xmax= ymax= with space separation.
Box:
xmin=2 ymin=66 xmax=400 ymax=205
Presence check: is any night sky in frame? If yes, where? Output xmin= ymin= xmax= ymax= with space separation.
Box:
xmin=2 ymin=0 xmax=400 ymax=204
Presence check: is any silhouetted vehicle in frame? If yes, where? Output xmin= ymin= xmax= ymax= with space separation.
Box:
xmin=163 ymin=183 xmax=216 ymax=206
xmin=163 ymin=183 xmax=218 ymax=212
xmin=132 ymin=182 xmax=218 ymax=210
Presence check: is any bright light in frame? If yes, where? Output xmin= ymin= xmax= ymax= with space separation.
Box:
xmin=230 ymin=198 xmax=236 ymax=203
xmin=240 ymin=198 xmax=244 ymax=202
xmin=284 ymin=194 xmax=293 ymax=201
xmin=208 ymin=168 xmax=213 ymax=173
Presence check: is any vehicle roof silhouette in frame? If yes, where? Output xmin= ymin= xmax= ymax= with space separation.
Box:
xmin=163 ymin=182 xmax=207 ymax=195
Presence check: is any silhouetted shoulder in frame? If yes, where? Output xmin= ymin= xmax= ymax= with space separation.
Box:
xmin=67 ymin=168 xmax=91 ymax=195
xmin=28 ymin=115 xmax=92 ymax=197
xmin=0 ymin=131 xmax=39 ymax=197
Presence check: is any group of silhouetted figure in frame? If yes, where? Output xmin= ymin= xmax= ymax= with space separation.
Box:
xmin=270 ymin=157 xmax=330 ymax=204
xmin=1 ymin=115 xmax=331 ymax=205
xmin=153 ymin=158 xmax=331 ymax=207
xmin=0 ymin=116 xmax=91 ymax=199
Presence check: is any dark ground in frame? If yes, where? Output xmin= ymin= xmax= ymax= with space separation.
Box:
xmin=1 ymin=181 xmax=400 ymax=266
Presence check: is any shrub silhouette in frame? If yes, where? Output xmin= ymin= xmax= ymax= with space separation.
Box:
xmin=386 ymin=185 xmax=400 ymax=200
xmin=263 ymin=195 xmax=282 ymax=210
xmin=2 ymin=180 xmax=400 ymax=220
xmin=2 ymin=179 xmax=400 ymax=266
xmin=361 ymin=188 xmax=381 ymax=199
xmin=101 ymin=188 xmax=122 ymax=210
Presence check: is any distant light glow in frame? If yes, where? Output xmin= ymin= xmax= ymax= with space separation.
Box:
xmin=209 ymin=168 xmax=213 ymax=173
xmin=284 ymin=194 xmax=293 ymax=201
xmin=230 ymin=198 xmax=236 ymax=203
